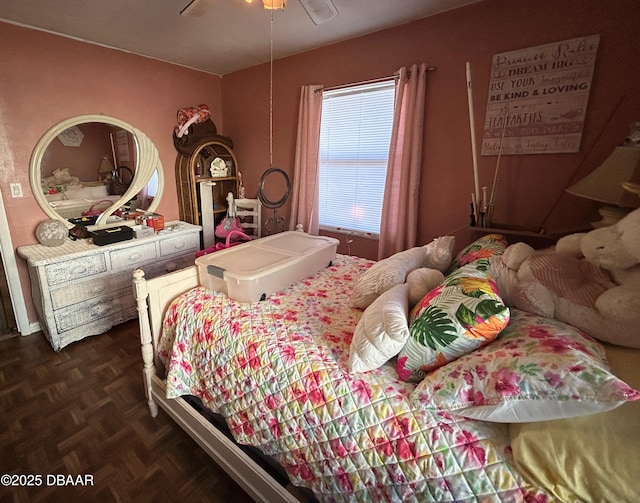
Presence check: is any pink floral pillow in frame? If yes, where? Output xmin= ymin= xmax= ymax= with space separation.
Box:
xmin=411 ymin=309 xmax=640 ymax=422
xmin=447 ymin=233 xmax=508 ymax=274
xmin=397 ymin=259 xmax=510 ymax=381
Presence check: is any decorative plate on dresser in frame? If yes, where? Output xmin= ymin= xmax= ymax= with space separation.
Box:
xmin=18 ymin=221 xmax=201 ymax=350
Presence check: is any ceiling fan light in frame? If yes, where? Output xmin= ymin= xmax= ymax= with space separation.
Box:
xmin=262 ymin=0 xmax=287 ymax=10
xmin=298 ymin=0 xmax=338 ymax=24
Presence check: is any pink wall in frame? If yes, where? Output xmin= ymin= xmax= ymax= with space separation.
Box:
xmin=0 ymin=22 xmax=223 ymax=325
xmin=222 ymin=0 xmax=640 ymax=258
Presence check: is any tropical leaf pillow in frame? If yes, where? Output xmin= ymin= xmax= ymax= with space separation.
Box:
xmin=446 ymin=233 xmax=508 ymax=275
xmin=397 ymin=258 xmax=509 ymax=381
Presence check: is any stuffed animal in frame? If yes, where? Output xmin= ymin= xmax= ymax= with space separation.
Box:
xmin=490 ymin=207 xmax=640 ymax=349
xmin=43 ymin=167 xmax=80 ymax=187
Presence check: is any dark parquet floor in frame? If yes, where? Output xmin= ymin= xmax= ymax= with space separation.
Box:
xmin=0 ymin=320 xmax=255 ymax=503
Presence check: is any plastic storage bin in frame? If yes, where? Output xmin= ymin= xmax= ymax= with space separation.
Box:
xmin=195 ymin=231 xmax=339 ymax=302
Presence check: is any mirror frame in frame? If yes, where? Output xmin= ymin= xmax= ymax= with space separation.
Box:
xmin=30 ymin=114 xmax=165 ymax=229
xmin=257 ymin=167 xmax=291 ymax=209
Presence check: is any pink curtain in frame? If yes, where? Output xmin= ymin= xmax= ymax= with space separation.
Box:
xmin=289 ymin=85 xmax=323 ymax=234
xmin=378 ymin=63 xmax=429 ymax=259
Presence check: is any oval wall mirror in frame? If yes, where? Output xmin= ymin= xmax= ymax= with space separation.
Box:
xmin=30 ymin=114 xmax=165 ymax=229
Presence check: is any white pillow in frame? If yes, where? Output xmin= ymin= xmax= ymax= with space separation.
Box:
xmin=422 ymin=235 xmax=456 ymax=270
xmin=350 ymin=236 xmax=454 ymax=309
xmin=406 ymin=268 xmax=445 ymax=308
xmin=349 ymin=284 xmax=410 ymax=373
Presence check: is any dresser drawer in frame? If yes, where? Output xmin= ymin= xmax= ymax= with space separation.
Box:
xmin=54 ymin=289 xmax=136 ymax=333
xmin=159 ymin=233 xmax=199 ymax=257
xmin=143 ymin=254 xmax=196 ymax=279
xmin=110 ymin=241 xmax=157 ymax=269
xmin=45 ymin=254 xmax=107 ymax=286
xmin=53 ymin=307 xmax=138 ymax=350
xmin=49 ymin=270 xmax=131 ymax=310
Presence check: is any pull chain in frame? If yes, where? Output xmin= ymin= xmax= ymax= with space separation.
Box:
xmin=269 ymin=9 xmax=274 ymax=168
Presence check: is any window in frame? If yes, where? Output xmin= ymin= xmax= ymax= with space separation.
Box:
xmin=318 ymin=80 xmax=395 ymax=235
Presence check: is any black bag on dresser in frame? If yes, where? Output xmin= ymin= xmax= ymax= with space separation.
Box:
xmin=91 ymin=225 xmax=134 ymax=246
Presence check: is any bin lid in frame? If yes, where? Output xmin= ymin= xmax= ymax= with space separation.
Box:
xmin=257 ymin=231 xmax=336 ymax=255
xmin=196 ymin=245 xmax=294 ymax=279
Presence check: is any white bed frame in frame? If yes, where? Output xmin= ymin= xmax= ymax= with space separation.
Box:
xmin=133 ymin=266 xmax=301 ymax=503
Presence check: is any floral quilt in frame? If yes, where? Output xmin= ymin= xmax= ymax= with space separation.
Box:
xmin=158 ymin=254 xmax=552 ymax=502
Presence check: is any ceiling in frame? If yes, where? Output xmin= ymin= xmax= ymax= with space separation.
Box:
xmin=0 ymin=0 xmax=480 ymax=75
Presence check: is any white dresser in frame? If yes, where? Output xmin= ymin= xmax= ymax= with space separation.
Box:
xmin=18 ymin=221 xmax=201 ymax=350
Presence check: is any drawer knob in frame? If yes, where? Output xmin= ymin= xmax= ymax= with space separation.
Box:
xmin=128 ymin=252 xmax=142 ymax=261
xmin=95 ymin=304 xmax=109 ymax=315
xmin=71 ymin=266 xmax=87 ymax=275
xmin=173 ymin=241 xmax=186 ymax=250
xmin=90 ymin=285 xmax=106 ymax=294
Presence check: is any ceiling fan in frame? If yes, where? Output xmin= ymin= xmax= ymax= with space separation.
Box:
xmin=180 ymin=0 xmax=338 ymax=25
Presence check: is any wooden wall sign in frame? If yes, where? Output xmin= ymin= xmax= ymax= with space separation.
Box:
xmin=481 ymin=34 xmax=600 ymax=155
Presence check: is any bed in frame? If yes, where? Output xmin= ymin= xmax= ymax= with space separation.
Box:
xmin=45 ymin=183 xmax=121 ymax=219
xmin=133 ymin=233 xmax=640 ymax=503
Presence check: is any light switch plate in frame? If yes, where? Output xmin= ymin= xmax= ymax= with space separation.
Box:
xmin=10 ymin=183 xmax=23 ymax=198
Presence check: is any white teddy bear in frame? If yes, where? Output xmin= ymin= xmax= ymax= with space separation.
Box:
xmin=490 ymin=207 xmax=640 ymax=349
xmin=43 ymin=167 xmax=80 ymax=187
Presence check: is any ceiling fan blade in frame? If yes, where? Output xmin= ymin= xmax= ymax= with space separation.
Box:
xmin=298 ymin=0 xmax=338 ymax=25
xmin=180 ymin=0 xmax=216 ymax=17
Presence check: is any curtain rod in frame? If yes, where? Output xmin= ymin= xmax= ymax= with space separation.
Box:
xmin=318 ymin=66 xmax=436 ymax=94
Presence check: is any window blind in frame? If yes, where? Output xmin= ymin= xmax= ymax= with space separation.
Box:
xmin=318 ymin=80 xmax=395 ymax=235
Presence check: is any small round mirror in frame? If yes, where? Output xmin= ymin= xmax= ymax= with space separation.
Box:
xmin=258 ymin=167 xmax=291 ymax=235
xmin=258 ymin=167 xmax=291 ymax=209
